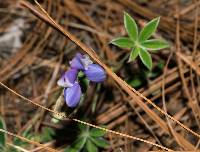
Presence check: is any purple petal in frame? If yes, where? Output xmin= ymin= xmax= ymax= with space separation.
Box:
xmin=84 ymin=64 xmax=106 ymax=82
xmin=70 ymin=53 xmax=84 ymax=70
xmin=57 ymin=68 xmax=78 ymax=87
xmin=64 ymin=82 xmax=82 ymax=107
xmin=80 ymin=54 xmax=93 ymax=70
xmin=70 ymin=53 xmax=93 ymax=70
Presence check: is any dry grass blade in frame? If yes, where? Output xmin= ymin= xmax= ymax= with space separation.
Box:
xmin=174 ymin=0 xmax=200 ymax=18
xmin=19 ymin=0 xmax=200 ymax=140
xmin=176 ymin=52 xmax=200 ymax=76
xmin=7 ymin=143 xmax=30 ymax=152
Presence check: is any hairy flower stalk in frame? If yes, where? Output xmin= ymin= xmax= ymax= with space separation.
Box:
xmin=57 ymin=53 xmax=106 ymax=107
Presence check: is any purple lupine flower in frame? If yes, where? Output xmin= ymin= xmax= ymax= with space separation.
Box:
xmin=57 ymin=68 xmax=78 ymax=87
xmin=70 ymin=53 xmax=106 ymax=82
xmin=84 ymin=64 xmax=106 ymax=82
xmin=64 ymin=82 xmax=82 ymax=107
xmin=57 ymin=53 xmax=106 ymax=108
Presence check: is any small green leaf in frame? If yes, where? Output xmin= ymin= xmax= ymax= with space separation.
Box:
xmin=86 ymin=140 xmax=98 ymax=152
xmin=129 ymin=78 xmax=142 ymax=88
xmin=124 ymin=12 xmax=138 ymax=41
xmin=128 ymin=47 xmax=140 ymax=62
xmin=90 ymin=137 xmax=109 ymax=148
xmin=90 ymin=128 xmax=106 ymax=137
xmin=0 ymin=116 xmax=6 ymax=149
xmin=139 ymin=17 xmax=160 ymax=42
xmin=139 ymin=48 xmax=152 ymax=70
xmin=111 ymin=37 xmax=133 ymax=48
xmin=65 ymin=137 xmax=86 ymax=152
xmin=141 ymin=39 xmax=169 ymax=51
xmin=78 ymin=124 xmax=88 ymax=132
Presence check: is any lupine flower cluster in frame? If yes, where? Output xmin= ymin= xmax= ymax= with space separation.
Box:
xmin=57 ymin=53 xmax=106 ymax=108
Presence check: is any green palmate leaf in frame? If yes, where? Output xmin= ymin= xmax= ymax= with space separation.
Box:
xmin=124 ymin=12 xmax=138 ymax=41
xmin=90 ymin=128 xmax=106 ymax=137
xmin=86 ymin=140 xmax=98 ymax=152
xmin=111 ymin=37 xmax=133 ymax=48
xmin=128 ymin=47 xmax=140 ymax=62
xmin=139 ymin=48 xmax=152 ymax=70
xmin=90 ymin=137 xmax=109 ymax=148
xmin=141 ymin=39 xmax=169 ymax=51
xmin=0 ymin=116 xmax=6 ymax=149
xmin=139 ymin=17 xmax=160 ymax=42
xmin=65 ymin=137 xmax=86 ymax=152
